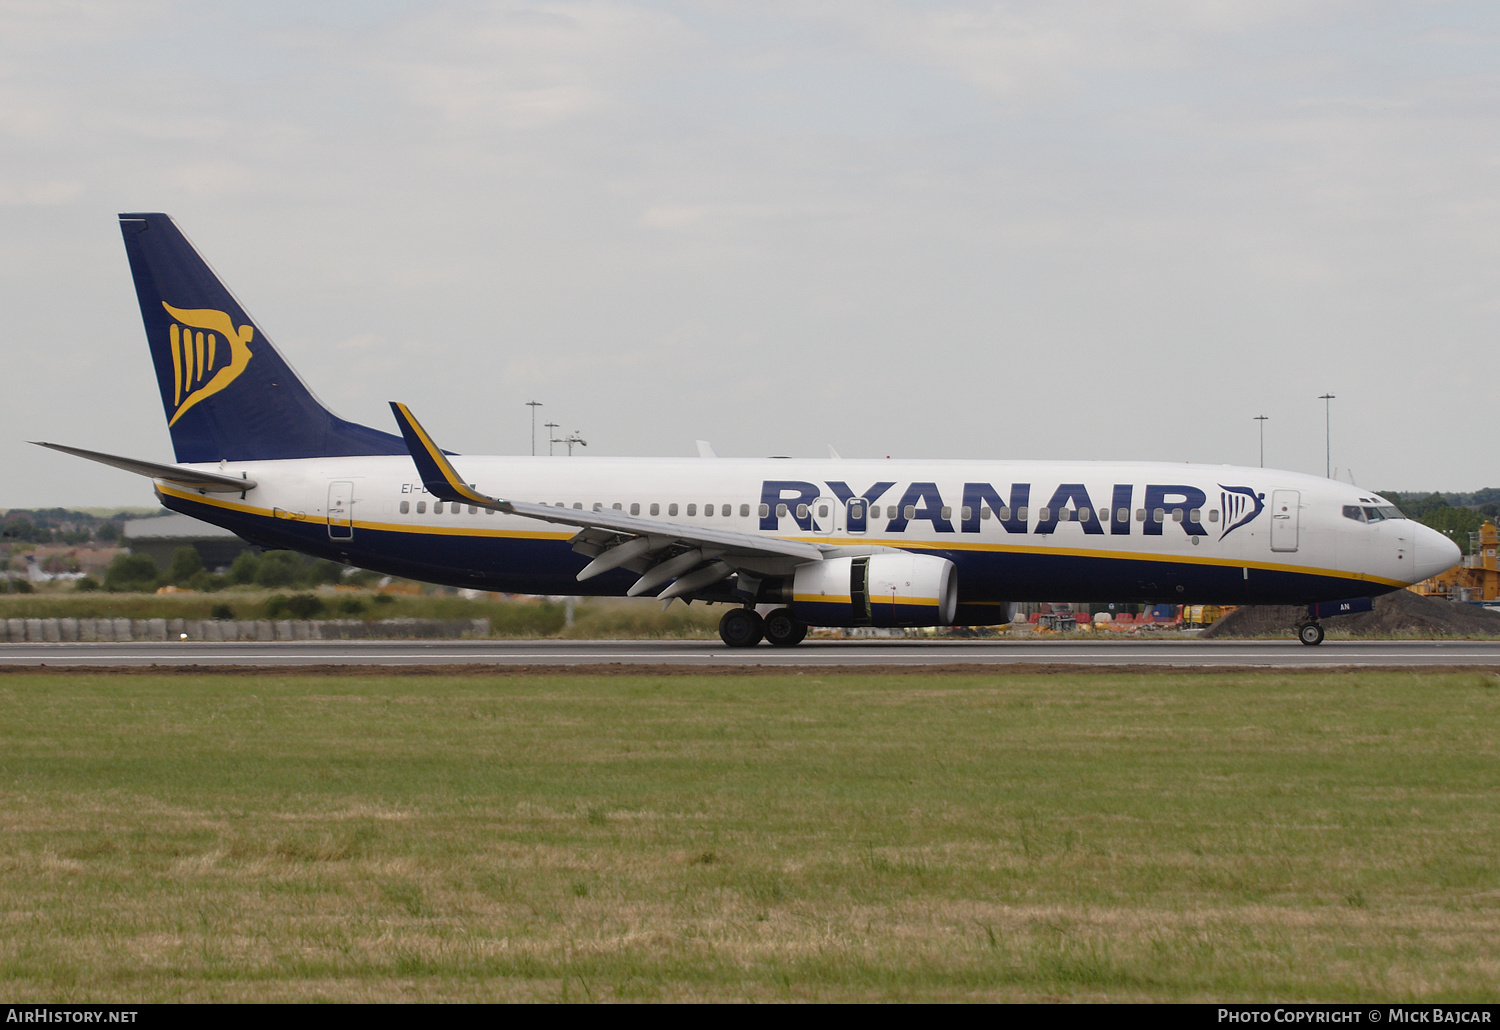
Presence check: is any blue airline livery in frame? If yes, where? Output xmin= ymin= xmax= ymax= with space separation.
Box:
xmin=36 ymin=214 xmax=1461 ymax=647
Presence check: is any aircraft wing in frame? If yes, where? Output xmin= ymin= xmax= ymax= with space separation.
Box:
xmin=32 ymin=441 xmax=257 ymax=493
xmin=389 ymin=402 xmax=826 ymax=598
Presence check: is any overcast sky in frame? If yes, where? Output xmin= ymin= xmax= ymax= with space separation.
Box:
xmin=4 ymin=1 xmax=1498 ymax=509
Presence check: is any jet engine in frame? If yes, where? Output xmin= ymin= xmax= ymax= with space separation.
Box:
xmin=790 ymin=554 xmax=958 ymax=627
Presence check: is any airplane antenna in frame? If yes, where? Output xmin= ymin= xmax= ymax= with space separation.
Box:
xmin=1253 ymin=415 xmax=1268 ymax=468
xmin=526 ymin=400 xmax=543 ymax=456
xmin=543 ymin=421 xmax=560 ymax=457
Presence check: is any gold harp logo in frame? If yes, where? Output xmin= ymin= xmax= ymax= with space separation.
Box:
xmin=162 ymin=302 xmax=254 ymax=426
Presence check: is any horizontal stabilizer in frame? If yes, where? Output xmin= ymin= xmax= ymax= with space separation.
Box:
xmin=32 ymin=441 xmax=256 ymax=492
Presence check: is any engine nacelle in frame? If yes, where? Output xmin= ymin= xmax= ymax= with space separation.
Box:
xmin=791 ymin=554 xmax=958 ymax=628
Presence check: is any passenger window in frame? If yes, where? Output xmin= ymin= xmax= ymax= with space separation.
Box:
xmin=817 ymin=504 xmax=829 ymax=518
xmin=998 ymin=506 xmax=1011 ymax=520
xmin=613 ymin=502 xmax=622 ymax=510
xmin=703 ymin=504 xmax=712 ymax=518
xmin=1136 ymin=509 xmax=1146 ymax=521
xmin=669 ymin=503 xmax=679 ymax=516
xmin=979 ymin=506 xmax=990 ymax=520
xmin=1079 ymin=507 xmax=1091 ymax=522
xmin=1188 ymin=508 xmax=1200 ymax=523
xmin=776 ymin=503 xmax=787 ymax=517
xmin=723 ymin=504 xmax=732 ymax=517
xmin=650 ymin=503 xmax=659 ymax=516
xmin=630 ymin=503 xmax=640 ymax=515
xmin=903 ymin=505 xmax=915 ymax=519
xmin=686 ymin=504 xmax=697 ymax=516
xmin=400 ymin=500 xmax=410 ymax=514
xmin=416 ymin=501 xmax=426 ymax=514
xmin=485 ymin=507 xmax=495 ymax=515
xmin=1208 ymin=510 xmax=1218 ymax=523
xmin=467 ymin=505 xmax=476 ymax=514
xmin=850 ymin=502 xmax=864 ymax=519
xmin=1172 ymin=509 xmax=1184 ymax=522
xmin=1038 ymin=507 xmax=1051 ymax=521
xmin=1117 ymin=509 xmax=1128 ymax=523
xmin=1016 ymin=507 xmax=1027 ymax=521
xmin=758 ymin=503 xmax=769 ymax=518
xmin=573 ymin=502 xmax=583 ymax=510
xmin=740 ymin=504 xmax=750 ymax=517
xmin=797 ymin=503 xmax=809 ymax=519
xmin=940 ymin=506 xmax=951 ymax=520
xmin=434 ymin=501 xmax=444 ymax=514
xmin=1153 ymin=508 xmax=1165 ymax=523
xmin=593 ymin=502 xmax=603 ymax=512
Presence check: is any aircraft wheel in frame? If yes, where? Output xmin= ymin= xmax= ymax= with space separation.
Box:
xmin=1298 ymin=622 xmax=1325 ymax=646
xmin=763 ymin=608 xmax=808 ymax=647
xmin=718 ymin=608 xmax=764 ymax=648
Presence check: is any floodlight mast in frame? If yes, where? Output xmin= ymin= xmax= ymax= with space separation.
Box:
xmin=525 ymin=398 xmax=543 ymax=455
xmin=1254 ymin=414 xmax=1268 ymax=468
xmin=543 ymin=422 xmax=559 ymax=457
xmin=1319 ymin=394 xmax=1335 ymax=478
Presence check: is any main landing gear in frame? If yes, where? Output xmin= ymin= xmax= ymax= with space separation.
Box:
xmin=1297 ymin=620 xmax=1325 ymax=646
xmin=717 ymin=607 xmax=808 ymax=648
xmin=718 ymin=607 xmax=764 ymax=648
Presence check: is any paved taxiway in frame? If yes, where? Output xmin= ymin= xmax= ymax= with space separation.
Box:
xmin=3 ymin=639 xmax=1499 ymax=668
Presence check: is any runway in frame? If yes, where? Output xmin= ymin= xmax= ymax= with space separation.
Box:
xmin=3 ymin=638 xmax=1500 ymax=669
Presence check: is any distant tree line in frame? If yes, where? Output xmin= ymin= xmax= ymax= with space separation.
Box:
xmin=1 ymin=508 xmax=145 ymax=546
xmin=1378 ymin=491 xmax=1498 ymax=555
xmin=91 ymin=548 xmax=379 ymax=594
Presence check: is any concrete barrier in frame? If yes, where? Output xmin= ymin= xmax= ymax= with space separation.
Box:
xmin=3 ymin=615 xmax=494 ymax=642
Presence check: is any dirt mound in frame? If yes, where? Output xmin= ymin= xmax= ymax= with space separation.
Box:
xmin=1202 ymin=589 xmax=1500 ymax=639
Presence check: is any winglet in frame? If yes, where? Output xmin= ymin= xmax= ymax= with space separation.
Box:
xmin=389 ymin=402 xmax=507 ymax=508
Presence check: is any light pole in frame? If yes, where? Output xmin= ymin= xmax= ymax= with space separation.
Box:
xmin=1254 ymin=415 xmax=1268 ymax=468
xmin=543 ymin=421 xmax=559 ymax=457
xmin=525 ymin=400 xmax=542 ymax=456
xmin=1318 ymin=393 xmax=1335 ymax=478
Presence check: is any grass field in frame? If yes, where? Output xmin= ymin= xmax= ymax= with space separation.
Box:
xmin=0 ymin=670 xmax=1496 ymax=1002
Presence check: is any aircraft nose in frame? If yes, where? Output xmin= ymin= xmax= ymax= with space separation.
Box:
xmin=1412 ymin=523 xmax=1462 ymax=583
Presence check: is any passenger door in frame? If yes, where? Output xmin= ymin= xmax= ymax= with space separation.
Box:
xmin=327 ymin=481 xmax=354 ymax=541
xmin=1270 ymin=490 xmax=1299 ymax=553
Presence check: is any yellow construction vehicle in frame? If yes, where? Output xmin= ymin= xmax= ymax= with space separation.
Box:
xmin=1411 ymin=521 xmax=1500 ymax=602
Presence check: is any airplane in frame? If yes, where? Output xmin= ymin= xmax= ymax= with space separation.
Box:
xmin=36 ymin=213 xmax=1462 ymax=648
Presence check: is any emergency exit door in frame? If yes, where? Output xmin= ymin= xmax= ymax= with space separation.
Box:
xmin=1270 ymin=490 xmax=1299 ymax=553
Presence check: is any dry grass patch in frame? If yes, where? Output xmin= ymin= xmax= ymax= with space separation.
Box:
xmin=0 ymin=670 xmax=1495 ymax=1001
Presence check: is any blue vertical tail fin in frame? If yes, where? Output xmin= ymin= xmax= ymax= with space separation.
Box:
xmin=118 ymin=213 xmax=407 ymax=463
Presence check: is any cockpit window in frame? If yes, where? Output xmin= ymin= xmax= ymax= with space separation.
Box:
xmin=1376 ymin=505 xmax=1406 ymax=520
xmin=1342 ymin=505 xmax=1367 ymax=523
xmin=1362 ymin=506 xmax=1386 ymax=522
